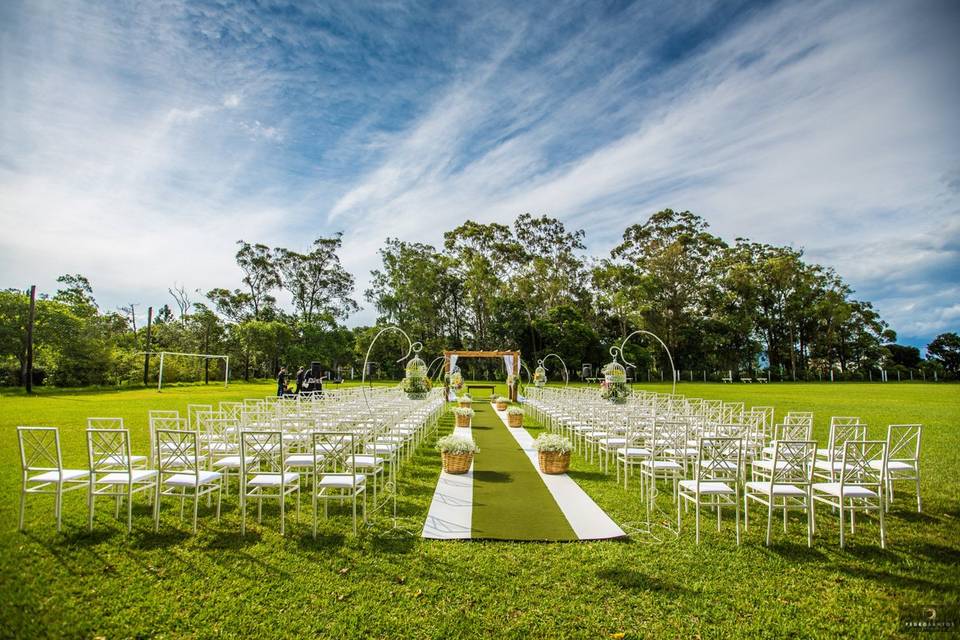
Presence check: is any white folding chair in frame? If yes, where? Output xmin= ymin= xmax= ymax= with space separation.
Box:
xmin=154 ymin=430 xmax=223 ymax=534
xmin=745 ymin=440 xmax=816 ymax=546
xmin=870 ymin=424 xmax=921 ymax=512
xmin=240 ymin=430 xmax=300 ymax=536
xmin=87 ymin=418 xmax=147 ymax=468
xmin=678 ymin=437 xmax=741 ymax=544
xmin=813 ymin=440 xmax=887 ymax=549
xmin=311 ymin=432 xmax=366 ymax=536
xmin=87 ymin=429 xmax=158 ymax=533
xmin=17 ymin=427 xmax=89 ymax=532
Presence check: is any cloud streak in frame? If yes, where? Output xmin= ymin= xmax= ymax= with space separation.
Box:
xmin=0 ymin=0 xmax=957 ymax=344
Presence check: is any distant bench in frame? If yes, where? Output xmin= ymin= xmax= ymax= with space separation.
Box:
xmin=467 ymin=384 xmax=496 ymax=398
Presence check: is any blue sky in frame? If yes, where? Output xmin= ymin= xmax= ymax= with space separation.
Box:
xmin=1 ymin=0 xmax=958 ymax=347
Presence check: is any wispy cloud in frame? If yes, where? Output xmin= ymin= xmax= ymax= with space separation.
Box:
xmin=0 ymin=0 xmax=957 ymax=343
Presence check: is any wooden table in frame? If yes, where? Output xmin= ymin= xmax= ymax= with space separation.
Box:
xmin=467 ymin=384 xmax=496 ymax=398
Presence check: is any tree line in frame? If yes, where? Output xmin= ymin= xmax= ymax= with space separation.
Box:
xmin=1 ymin=210 xmax=957 ymax=387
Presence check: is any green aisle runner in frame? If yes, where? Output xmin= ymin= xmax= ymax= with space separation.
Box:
xmin=470 ymin=403 xmax=577 ymax=540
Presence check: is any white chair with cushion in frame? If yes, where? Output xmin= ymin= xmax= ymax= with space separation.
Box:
xmin=745 ymin=440 xmax=816 ymax=546
xmin=678 ymin=437 xmax=742 ymax=544
xmin=87 ymin=418 xmax=148 ymax=468
xmin=311 ymin=432 xmax=366 ymax=536
xmin=871 ymin=424 xmax=921 ymax=512
xmin=17 ymin=426 xmax=89 ymax=532
xmin=813 ymin=440 xmax=887 ymax=549
xmin=240 ymin=430 xmax=299 ymax=536
xmin=154 ymin=429 xmax=222 ymax=534
xmin=87 ymin=428 xmax=158 ymax=533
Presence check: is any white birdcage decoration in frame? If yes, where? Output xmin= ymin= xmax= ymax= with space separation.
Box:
xmin=600 ymin=356 xmax=630 ymax=403
xmin=534 ymin=364 xmax=547 ymax=388
xmin=402 ymin=353 xmax=431 ymax=399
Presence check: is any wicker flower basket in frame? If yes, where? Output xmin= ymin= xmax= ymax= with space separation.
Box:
xmin=538 ymin=451 xmax=570 ymax=474
xmin=455 ymin=413 xmax=472 ymax=428
xmin=442 ymin=451 xmax=473 ymax=474
xmin=495 ymin=401 xmax=508 ymax=411
xmin=508 ymin=413 xmax=523 ymax=428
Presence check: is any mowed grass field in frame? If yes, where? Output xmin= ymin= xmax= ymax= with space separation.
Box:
xmin=0 ymin=381 xmax=957 ymax=639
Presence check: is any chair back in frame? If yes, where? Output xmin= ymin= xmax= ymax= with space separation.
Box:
xmin=839 ymin=440 xmax=886 ymax=489
xmin=240 ymin=430 xmax=284 ymax=477
xmin=87 ymin=417 xmax=123 ymax=430
xmin=87 ymin=428 xmax=133 ymax=474
xmin=311 ymin=432 xmax=356 ymax=474
xmin=775 ymin=422 xmax=812 ymax=442
xmin=771 ymin=440 xmax=816 ymax=485
xmin=886 ymin=424 xmax=921 ymax=462
xmin=697 ymin=437 xmax=741 ymax=483
xmin=17 ymin=426 xmax=63 ymax=475
xmin=156 ymin=429 xmax=202 ymax=477
xmin=827 ymin=421 xmax=868 ymax=461
xmin=187 ymin=404 xmax=214 ymax=429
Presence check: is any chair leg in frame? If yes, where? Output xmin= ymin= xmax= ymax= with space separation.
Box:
xmin=839 ymin=501 xmax=845 ymax=549
xmin=88 ymin=489 xmax=95 ymax=532
xmin=193 ymin=491 xmax=200 ymax=534
xmin=19 ymin=486 xmax=27 ymax=531
xmin=915 ymin=473 xmax=922 ymax=512
xmin=216 ymin=485 xmax=222 ymax=521
xmin=126 ymin=486 xmax=133 ymax=533
xmin=735 ymin=492 xmax=741 ymax=545
xmin=765 ymin=501 xmax=773 ymax=546
xmin=280 ymin=490 xmax=286 ymax=536
xmin=879 ymin=498 xmax=886 ymax=549
xmin=695 ymin=501 xmax=700 ymax=544
xmin=55 ymin=485 xmax=63 ymax=533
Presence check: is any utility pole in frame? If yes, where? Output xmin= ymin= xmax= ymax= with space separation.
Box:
xmin=143 ymin=306 xmax=153 ymax=386
xmin=25 ymin=285 xmax=36 ymax=394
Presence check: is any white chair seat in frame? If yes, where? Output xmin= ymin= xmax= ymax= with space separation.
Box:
xmin=97 ymin=454 xmax=147 ymax=466
xmin=699 ymin=460 xmax=737 ymax=471
xmin=212 ymin=455 xmax=255 ymax=468
xmin=165 ymin=470 xmax=222 ymax=487
xmin=248 ymin=473 xmax=300 ymax=487
xmin=318 ymin=474 xmax=366 ymax=489
xmin=641 ymin=460 xmax=682 ymax=470
xmin=751 ymin=459 xmax=790 ymax=472
xmin=99 ymin=470 xmax=158 ymax=484
xmin=812 ymin=482 xmax=878 ymax=498
xmin=346 ymin=455 xmax=383 ymax=467
xmin=285 ymin=454 xmax=319 ymax=467
xmin=870 ymin=460 xmax=914 ymax=471
xmin=617 ymin=447 xmax=650 ymax=457
xmin=365 ymin=444 xmax=397 ymax=453
xmin=813 ymin=460 xmax=851 ymax=472
xmin=679 ymin=480 xmax=735 ymax=494
xmin=745 ymin=481 xmax=806 ymax=496
xmin=29 ymin=469 xmax=88 ymax=482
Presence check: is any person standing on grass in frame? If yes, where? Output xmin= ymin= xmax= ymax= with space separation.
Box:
xmin=277 ymin=366 xmax=288 ymax=397
xmin=295 ymin=366 xmax=305 ymax=394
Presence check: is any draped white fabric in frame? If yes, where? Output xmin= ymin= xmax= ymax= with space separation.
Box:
xmin=447 ymin=354 xmax=459 ymax=400
xmin=503 ymin=355 xmax=515 ymax=381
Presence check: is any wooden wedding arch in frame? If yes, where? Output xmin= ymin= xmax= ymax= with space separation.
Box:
xmin=444 ymin=350 xmax=521 ymax=401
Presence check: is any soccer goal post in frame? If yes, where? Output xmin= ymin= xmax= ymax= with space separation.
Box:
xmin=149 ymin=351 xmax=230 ymax=391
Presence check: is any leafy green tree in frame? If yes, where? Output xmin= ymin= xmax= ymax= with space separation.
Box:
xmin=275 ymin=234 xmax=358 ymax=322
xmin=235 ymin=241 xmax=280 ymax=319
xmin=927 ymin=332 xmax=960 ymax=375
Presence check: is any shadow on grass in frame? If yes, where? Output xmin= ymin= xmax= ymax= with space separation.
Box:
xmin=597 ymin=567 xmax=687 ymax=593
xmin=473 ymin=470 xmax=513 ymax=483
xmin=832 ymin=562 xmax=958 ymax=594
xmin=889 ymin=509 xmax=941 ymax=524
xmin=762 ymin=541 xmax=829 ymax=562
xmin=910 ymin=542 xmax=960 ymax=566
xmin=296 ymin=531 xmax=347 ymax=551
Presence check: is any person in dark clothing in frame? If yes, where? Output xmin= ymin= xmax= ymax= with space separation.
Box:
xmin=276 ymin=367 xmax=288 ymax=397
xmin=295 ymin=366 xmax=306 ymax=394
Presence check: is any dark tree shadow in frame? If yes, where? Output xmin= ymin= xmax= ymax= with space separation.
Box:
xmin=597 ymin=567 xmax=687 ymax=593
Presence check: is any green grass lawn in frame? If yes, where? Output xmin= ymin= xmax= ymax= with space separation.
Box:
xmin=0 ymin=381 xmax=958 ymax=639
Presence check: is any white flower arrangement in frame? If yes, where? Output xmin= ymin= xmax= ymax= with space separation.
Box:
xmin=532 ymin=433 xmax=572 ymax=454
xmin=506 ymin=407 xmax=524 ymax=416
xmin=495 ymin=396 xmax=510 ymax=404
xmin=436 ymin=434 xmax=479 ymax=454
xmin=452 ymin=407 xmax=475 ymax=417
xmin=458 ymin=394 xmax=472 ymax=402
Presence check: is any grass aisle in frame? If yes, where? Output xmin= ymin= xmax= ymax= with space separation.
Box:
xmin=469 ymin=402 xmax=577 ymax=540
